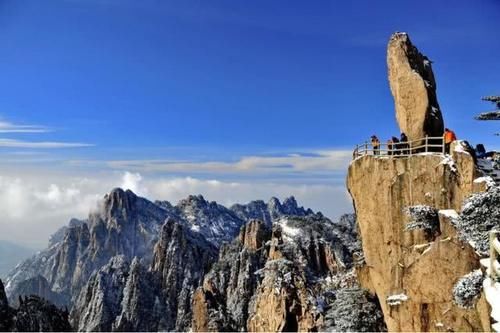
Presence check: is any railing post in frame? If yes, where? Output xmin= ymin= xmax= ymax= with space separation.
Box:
xmin=442 ymin=136 xmax=445 ymax=155
xmin=365 ymin=142 xmax=368 ymax=156
xmin=425 ymin=136 xmax=428 ymax=153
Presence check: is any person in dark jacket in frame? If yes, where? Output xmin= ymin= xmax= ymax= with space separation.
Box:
xmin=391 ymin=136 xmax=400 ymax=155
xmin=400 ymin=132 xmax=409 ymax=155
xmin=371 ymin=135 xmax=380 ymax=156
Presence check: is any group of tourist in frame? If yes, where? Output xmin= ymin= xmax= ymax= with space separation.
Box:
xmin=368 ymin=128 xmax=457 ymax=156
xmin=370 ymin=132 xmax=409 ymax=156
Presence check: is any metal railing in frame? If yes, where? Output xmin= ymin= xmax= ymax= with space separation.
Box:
xmin=353 ymin=136 xmax=446 ymax=159
xmin=490 ymin=231 xmax=500 ymax=281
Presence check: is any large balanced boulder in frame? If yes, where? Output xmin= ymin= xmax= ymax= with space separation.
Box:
xmin=387 ymin=32 xmax=444 ymax=142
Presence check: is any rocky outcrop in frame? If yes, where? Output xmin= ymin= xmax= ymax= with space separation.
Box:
xmin=5 ymin=190 xmax=315 ymax=312
xmin=7 ymin=189 xmax=354 ymax=332
xmin=5 ymin=188 xmax=169 ymax=306
xmin=8 ymin=275 xmax=66 ymax=308
xmin=387 ymin=32 xmax=444 ymax=141
xmin=71 ymin=218 xmax=217 ymax=332
xmin=192 ymin=220 xmax=271 ymax=331
xmin=112 ymin=258 xmax=164 ymax=332
xmin=70 ymin=255 xmax=130 ymax=332
xmin=193 ymin=215 xmax=384 ymax=332
xmin=0 ymin=278 xmax=71 ymax=332
xmin=150 ymin=218 xmax=217 ymax=331
xmin=347 ymin=148 xmax=490 ymax=331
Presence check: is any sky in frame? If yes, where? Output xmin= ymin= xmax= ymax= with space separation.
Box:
xmin=0 ymin=0 xmax=499 ymax=248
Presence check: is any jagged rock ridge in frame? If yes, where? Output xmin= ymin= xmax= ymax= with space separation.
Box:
xmin=6 ymin=189 xmax=311 ymax=308
xmin=7 ymin=189 xmax=359 ymax=332
xmin=192 ymin=215 xmax=385 ymax=332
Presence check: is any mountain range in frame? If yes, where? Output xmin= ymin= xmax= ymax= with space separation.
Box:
xmin=2 ymin=187 xmax=385 ymax=331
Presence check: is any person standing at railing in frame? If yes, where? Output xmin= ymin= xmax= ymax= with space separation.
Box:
xmin=371 ymin=135 xmax=380 ymax=155
xmin=387 ymin=139 xmax=393 ymax=156
xmin=444 ymin=128 xmax=457 ymax=154
xmin=400 ymin=132 xmax=409 ymax=155
xmin=391 ymin=136 xmax=400 ymax=155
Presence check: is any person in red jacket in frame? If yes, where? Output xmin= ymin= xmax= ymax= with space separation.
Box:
xmin=444 ymin=128 xmax=457 ymax=154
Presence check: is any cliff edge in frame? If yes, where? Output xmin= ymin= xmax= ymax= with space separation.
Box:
xmin=347 ymin=149 xmax=490 ymax=331
xmin=347 ymin=32 xmax=493 ymax=332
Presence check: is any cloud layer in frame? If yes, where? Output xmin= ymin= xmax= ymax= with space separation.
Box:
xmin=0 ymin=171 xmax=353 ymax=248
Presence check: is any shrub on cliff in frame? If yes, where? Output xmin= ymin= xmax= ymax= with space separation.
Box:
xmin=327 ymin=287 xmax=387 ymax=332
xmin=452 ymin=270 xmax=484 ymax=309
xmin=453 ymin=185 xmax=500 ymax=255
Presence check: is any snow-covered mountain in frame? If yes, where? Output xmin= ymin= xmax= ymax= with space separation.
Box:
xmin=4 ymin=188 xmax=321 ymax=306
xmin=3 ymin=187 xmax=384 ymax=331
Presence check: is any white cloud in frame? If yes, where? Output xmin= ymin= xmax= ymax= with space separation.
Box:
xmin=91 ymin=149 xmax=353 ymax=176
xmin=0 ymin=171 xmax=353 ymax=249
xmin=0 ymin=121 xmax=50 ymax=133
xmin=0 ymin=139 xmax=93 ymax=148
xmin=121 ymin=171 xmax=147 ymax=196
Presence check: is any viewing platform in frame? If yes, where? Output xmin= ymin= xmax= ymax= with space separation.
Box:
xmin=353 ymin=136 xmax=446 ymax=159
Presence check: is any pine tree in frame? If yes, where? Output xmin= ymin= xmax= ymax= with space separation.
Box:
xmin=475 ymin=96 xmax=500 ymax=136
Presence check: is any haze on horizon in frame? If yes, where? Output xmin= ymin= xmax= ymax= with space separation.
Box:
xmin=0 ymin=0 xmax=499 ymax=248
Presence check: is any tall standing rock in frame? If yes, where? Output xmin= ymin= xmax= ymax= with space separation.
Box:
xmin=387 ymin=32 xmax=444 ymax=141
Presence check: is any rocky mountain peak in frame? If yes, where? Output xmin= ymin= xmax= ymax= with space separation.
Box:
xmin=178 ymin=194 xmax=208 ymax=208
xmin=387 ymin=32 xmax=444 ymax=141
xmin=238 ymin=219 xmax=271 ymax=250
xmin=102 ymin=188 xmax=137 ymax=220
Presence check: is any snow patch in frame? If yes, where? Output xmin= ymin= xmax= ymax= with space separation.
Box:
xmin=386 ymin=293 xmax=408 ymax=306
xmin=438 ymin=209 xmax=459 ymax=219
xmin=474 ymin=176 xmax=496 ymax=188
xmin=483 ymin=277 xmax=500 ymax=327
xmin=277 ymin=218 xmax=302 ymax=239
xmin=454 ymin=140 xmax=466 ymax=153
xmin=440 ymin=155 xmax=457 ymax=173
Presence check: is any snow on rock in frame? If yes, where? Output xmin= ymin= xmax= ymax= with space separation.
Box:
xmin=452 ymin=269 xmax=484 ymax=309
xmin=438 ymin=209 xmax=459 ymax=219
xmin=478 ymin=156 xmax=500 ymax=185
xmin=277 ymin=217 xmax=302 ymax=240
xmin=474 ymin=176 xmax=496 ymax=189
xmin=483 ymin=277 xmax=500 ymax=330
xmin=440 ymin=155 xmax=457 ymax=173
xmin=454 ymin=140 xmax=467 ymax=154
xmin=386 ymin=293 xmax=408 ymax=306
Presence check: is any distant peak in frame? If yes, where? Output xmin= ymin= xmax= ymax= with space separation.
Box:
xmin=282 ymin=196 xmax=298 ymax=208
xmin=106 ymin=187 xmax=137 ymax=199
xmin=268 ymin=197 xmax=281 ymax=206
xmin=178 ymin=194 xmax=208 ymax=207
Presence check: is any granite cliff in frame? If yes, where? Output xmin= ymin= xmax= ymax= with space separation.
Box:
xmin=347 ymin=32 xmax=498 ymax=331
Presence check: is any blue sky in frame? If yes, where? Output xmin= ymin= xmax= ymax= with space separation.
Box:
xmin=0 ymin=0 xmax=499 ymax=246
